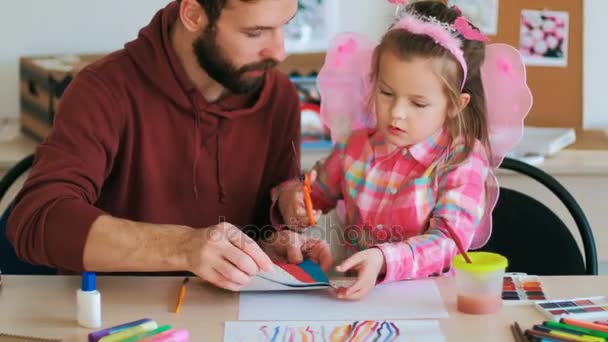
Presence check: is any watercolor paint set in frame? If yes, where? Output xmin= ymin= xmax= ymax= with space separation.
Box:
xmin=502 ymin=273 xmax=548 ymax=304
xmin=534 ymin=296 xmax=608 ymax=321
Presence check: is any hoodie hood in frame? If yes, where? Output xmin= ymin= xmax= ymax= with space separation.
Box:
xmin=124 ymin=1 xmax=275 ymax=119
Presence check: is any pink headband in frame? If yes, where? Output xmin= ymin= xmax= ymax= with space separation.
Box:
xmin=392 ymin=5 xmax=488 ymax=89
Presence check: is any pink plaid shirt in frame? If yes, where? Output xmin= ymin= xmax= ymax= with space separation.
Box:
xmin=306 ymin=128 xmax=490 ymax=282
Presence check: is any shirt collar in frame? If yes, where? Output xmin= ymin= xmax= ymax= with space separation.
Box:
xmin=371 ymin=128 xmax=450 ymax=168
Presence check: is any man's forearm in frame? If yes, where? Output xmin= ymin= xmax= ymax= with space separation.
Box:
xmin=83 ymin=215 xmax=194 ymax=272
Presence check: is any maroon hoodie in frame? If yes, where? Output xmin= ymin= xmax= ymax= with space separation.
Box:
xmin=7 ymin=2 xmax=300 ymax=272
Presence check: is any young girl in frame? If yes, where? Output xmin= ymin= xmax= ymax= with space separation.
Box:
xmin=272 ymin=0 xmax=531 ymax=300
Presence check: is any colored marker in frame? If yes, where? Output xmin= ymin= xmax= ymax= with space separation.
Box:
xmin=533 ymin=325 xmax=604 ymax=342
xmin=544 ymin=321 xmax=608 ymax=339
xmin=562 ymin=318 xmax=608 ymax=334
xmin=89 ymin=319 xmax=154 ymax=342
xmin=138 ymin=329 xmax=190 ymax=342
xmin=526 ymin=329 xmax=579 ymax=342
xmin=122 ymin=325 xmax=172 ymax=342
xmin=99 ymin=321 xmax=159 ymax=342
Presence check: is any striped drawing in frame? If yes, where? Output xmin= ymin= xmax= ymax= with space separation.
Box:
xmin=224 ymin=320 xmax=445 ymax=342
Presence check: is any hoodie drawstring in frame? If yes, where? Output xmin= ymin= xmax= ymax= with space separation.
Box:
xmin=217 ymin=120 xmax=226 ymax=203
xmin=190 ymin=94 xmax=228 ymax=202
xmin=192 ymin=108 xmax=201 ymax=199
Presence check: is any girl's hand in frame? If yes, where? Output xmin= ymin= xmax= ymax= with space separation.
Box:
xmin=277 ymin=170 xmax=322 ymax=232
xmin=334 ymin=248 xmax=386 ymax=300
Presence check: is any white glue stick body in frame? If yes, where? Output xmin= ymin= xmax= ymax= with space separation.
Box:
xmin=77 ymin=271 xmax=102 ymax=328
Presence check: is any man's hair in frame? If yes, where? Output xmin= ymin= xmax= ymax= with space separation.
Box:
xmin=176 ymin=0 xmax=255 ymax=27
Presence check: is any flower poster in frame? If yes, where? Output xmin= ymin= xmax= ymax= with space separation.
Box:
xmin=519 ymin=9 xmax=569 ymax=67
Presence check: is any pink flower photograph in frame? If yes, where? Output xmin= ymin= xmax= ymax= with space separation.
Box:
xmin=519 ymin=10 xmax=569 ymax=67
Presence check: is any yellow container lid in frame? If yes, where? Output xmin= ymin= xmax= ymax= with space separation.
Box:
xmin=452 ymin=252 xmax=508 ymax=273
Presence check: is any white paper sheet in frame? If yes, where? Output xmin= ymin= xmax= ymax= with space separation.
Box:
xmin=224 ymin=320 xmax=445 ymax=342
xmin=239 ymin=279 xmax=448 ymax=321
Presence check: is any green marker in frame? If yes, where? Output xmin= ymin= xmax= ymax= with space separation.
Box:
xmin=544 ymin=321 xmax=608 ymax=339
xmin=122 ymin=325 xmax=172 ymax=342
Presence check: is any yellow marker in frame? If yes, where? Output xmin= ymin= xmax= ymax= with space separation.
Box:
xmin=99 ymin=321 xmax=158 ymax=342
xmin=547 ymin=329 xmax=603 ymax=342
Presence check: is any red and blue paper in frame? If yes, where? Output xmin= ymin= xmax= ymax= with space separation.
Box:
xmin=274 ymin=259 xmax=329 ymax=286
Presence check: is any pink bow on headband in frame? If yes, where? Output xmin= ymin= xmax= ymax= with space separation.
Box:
xmin=388 ymin=0 xmax=408 ymax=4
xmin=453 ymin=17 xmax=489 ymax=42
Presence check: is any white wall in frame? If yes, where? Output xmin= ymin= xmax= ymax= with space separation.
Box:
xmin=583 ymin=0 xmax=608 ymax=129
xmin=286 ymin=0 xmax=393 ymax=53
xmin=0 ymin=0 xmax=393 ymax=119
xmin=0 ymin=0 xmax=172 ymax=118
xmin=336 ymin=0 xmax=394 ymax=41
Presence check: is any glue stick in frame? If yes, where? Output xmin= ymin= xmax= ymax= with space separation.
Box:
xmin=77 ymin=272 xmax=102 ymax=328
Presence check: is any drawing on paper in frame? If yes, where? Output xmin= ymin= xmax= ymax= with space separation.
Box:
xmin=224 ymin=320 xmax=445 ymax=342
xmin=258 ymin=321 xmax=399 ymax=341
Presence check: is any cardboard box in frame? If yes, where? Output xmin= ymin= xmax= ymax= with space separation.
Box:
xmin=19 ymin=52 xmax=324 ymax=141
xmin=19 ymin=54 xmax=104 ymax=140
xmin=278 ymin=52 xmax=325 ymax=76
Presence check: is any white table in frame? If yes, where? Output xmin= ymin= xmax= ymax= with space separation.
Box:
xmin=0 ymin=275 xmax=606 ymax=341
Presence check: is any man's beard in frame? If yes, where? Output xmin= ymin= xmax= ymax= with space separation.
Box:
xmin=193 ymin=26 xmax=278 ymax=94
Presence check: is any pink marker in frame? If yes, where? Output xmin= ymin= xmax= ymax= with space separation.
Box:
xmin=138 ymin=329 xmax=189 ymax=342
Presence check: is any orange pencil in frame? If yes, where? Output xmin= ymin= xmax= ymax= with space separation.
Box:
xmin=303 ymin=173 xmax=316 ymax=226
xmin=174 ymin=277 xmax=189 ymax=314
xmin=292 ymin=140 xmax=316 ymax=227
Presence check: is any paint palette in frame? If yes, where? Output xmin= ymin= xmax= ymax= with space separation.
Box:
xmin=535 ymin=296 xmax=608 ymax=321
xmin=240 ymin=259 xmax=332 ymax=292
xmin=502 ymin=273 xmax=548 ymax=304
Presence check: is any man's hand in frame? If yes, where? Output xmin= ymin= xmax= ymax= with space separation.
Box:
xmin=184 ymin=222 xmax=274 ymax=291
xmin=260 ymin=229 xmax=334 ymax=272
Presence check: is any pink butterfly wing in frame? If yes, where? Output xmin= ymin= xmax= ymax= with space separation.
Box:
xmin=471 ymin=43 xmax=532 ymax=249
xmin=317 ymin=33 xmax=377 ymax=143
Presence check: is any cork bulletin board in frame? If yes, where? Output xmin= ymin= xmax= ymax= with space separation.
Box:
xmin=489 ymin=0 xmax=583 ymax=129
